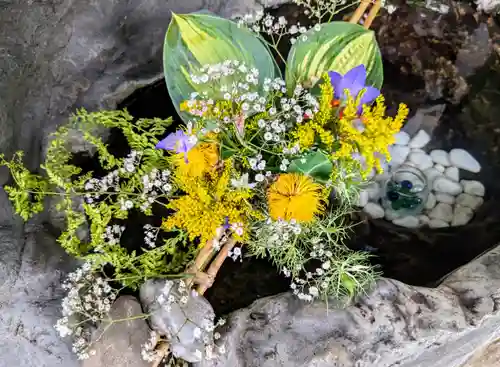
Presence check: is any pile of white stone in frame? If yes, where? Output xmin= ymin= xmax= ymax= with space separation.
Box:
xmin=356 ymin=129 xmax=485 ymax=229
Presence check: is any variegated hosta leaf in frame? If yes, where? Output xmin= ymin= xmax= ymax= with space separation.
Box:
xmin=163 ymin=12 xmax=280 ymax=123
xmin=286 ymin=22 xmax=383 ymax=94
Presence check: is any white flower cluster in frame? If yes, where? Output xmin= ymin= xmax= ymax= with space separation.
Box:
xmin=139 ymin=168 xmax=172 ymax=212
xmin=83 ymin=151 xmax=172 ymax=214
xmin=96 ymin=224 xmax=125 ymax=252
xmin=289 ymin=237 xmax=334 ymax=301
xmin=140 ymin=330 xmax=161 ymax=362
xmin=294 ymin=0 xmax=349 ymax=21
xmin=248 ymin=154 xmax=272 ymax=183
xmin=55 ymin=263 xmax=118 ymax=360
xmin=228 ymin=246 xmax=243 ymax=262
xmin=263 ymin=218 xmax=302 ymax=247
xmin=235 ymin=10 xmax=315 ymax=44
xmin=143 ymin=224 xmax=160 ymax=248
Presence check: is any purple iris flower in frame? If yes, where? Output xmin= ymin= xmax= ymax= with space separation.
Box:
xmin=328 ymin=65 xmax=380 ymax=114
xmin=155 ymin=129 xmax=197 ymax=163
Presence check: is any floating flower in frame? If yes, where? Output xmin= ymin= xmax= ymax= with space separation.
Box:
xmin=156 ymin=129 xmax=198 ymax=162
xmin=267 ymin=173 xmax=323 ymax=223
xmin=328 ymin=65 xmax=380 ymax=114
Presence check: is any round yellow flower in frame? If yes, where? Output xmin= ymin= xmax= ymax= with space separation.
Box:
xmin=267 ymin=173 xmax=323 ymax=223
xmin=175 ymin=142 xmax=218 ymax=178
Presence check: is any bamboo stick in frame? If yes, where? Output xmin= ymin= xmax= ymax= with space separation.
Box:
xmin=349 ymin=0 xmax=382 ymax=29
xmin=197 ymin=238 xmax=236 ymax=295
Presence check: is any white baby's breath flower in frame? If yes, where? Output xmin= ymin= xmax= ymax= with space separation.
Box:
xmin=255 ymin=173 xmax=265 ymax=182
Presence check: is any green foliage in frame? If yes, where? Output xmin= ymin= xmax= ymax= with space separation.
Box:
xmin=0 ymin=109 xmax=196 ymax=289
xmin=163 ymin=12 xmax=280 ymax=123
xmin=286 ymin=21 xmax=384 ymax=95
xmin=247 ymin=205 xmax=379 ymax=302
xmin=0 ymin=151 xmax=50 ymax=220
xmin=287 ymin=150 xmax=333 ymax=183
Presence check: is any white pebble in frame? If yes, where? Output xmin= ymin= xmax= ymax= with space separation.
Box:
xmin=428 ymin=202 xmax=453 ymax=222
xmin=365 ymin=182 xmax=381 ymax=201
xmin=428 ymin=219 xmax=450 ymax=228
xmin=394 ymin=131 xmax=410 ymax=145
xmin=375 ymin=172 xmax=391 ymax=183
xmin=411 ymin=148 xmax=426 ymax=154
xmin=418 ymin=215 xmax=430 ymax=225
xmin=434 ymin=164 xmax=445 ymax=173
xmin=389 ymin=145 xmax=410 ymax=166
xmin=456 ymin=193 xmax=484 ymax=210
xmin=451 ymin=205 xmax=474 ymax=226
xmin=385 ymin=208 xmax=399 ymax=221
xmin=433 ymin=177 xmax=463 ymax=196
xmin=424 ymin=167 xmax=442 ymax=186
xmin=460 ymin=180 xmax=485 ymax=197
xmin=425 ymin=192 xmax=437 ymax=210
xmin=435 ymin=192 xmax=455 ymax=205
xmin=449 ymin=148 xmax=481 ymax=173
xmin=408 ymin=152 xmax=433 ymax=171
xmin=363 ymin=202 xmax=385 ymax=218
xmin=409 ymin=129 xmax=431 ymax=149
xmin=444 ymin=166 xmax=459 ymax=182
xmin=393 ymin=216 xmax=420 ymax=228
xmin=355 ymin=190 xmax=369 ymax=207
xmin=430 ymin=150 xmax=451 ymax=166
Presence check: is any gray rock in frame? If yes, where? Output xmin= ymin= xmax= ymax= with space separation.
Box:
xmin=46 ymin=193 xmax=89 ymax=240
xmin=0 ymin=0 xmax=288 ymax=174
xmin=82 ymin=296 xmax=151 ymax=367
xmin=196 ymin=244 xmax=500 ymax=367
xmin=140 ymin=279 xmax=216 ymax=363
xmin=0 ymin=224 xmax=79 ymax=367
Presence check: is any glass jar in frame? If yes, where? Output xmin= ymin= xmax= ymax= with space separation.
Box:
xmin=381 ymin=164 xmax=429 ymax=218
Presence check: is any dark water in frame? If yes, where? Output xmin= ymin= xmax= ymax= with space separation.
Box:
xmin=115 ymin=2 xmax=500 ymax=314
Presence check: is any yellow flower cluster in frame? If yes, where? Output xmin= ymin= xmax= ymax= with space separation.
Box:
xmin=172 ymin=141 xmax=219 ymax=180
xmin=267 ymin=173 xmax=324 ymax=223
xmin=163 ymin=159 xmax=259 ymax=247
xmin=291 ymin=81 xmax=335 ymax=150
xmin=333 ymin=93 xmax=408 ymax=176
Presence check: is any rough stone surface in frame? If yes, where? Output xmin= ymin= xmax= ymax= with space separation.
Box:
xmin=0 ymin=223 xmax=79 ymax=367
xmin=82 ymin=296 xmax=151 ymax=367
xmin=140 ymin=279 xmax=216 ymax=363
xmin=0 ymin=2 xmax=289 ymax=367
xmin=0 ymin=0 xmax=287 ymax=173
xmin=197 ymin=244 xmax=500 ymax=367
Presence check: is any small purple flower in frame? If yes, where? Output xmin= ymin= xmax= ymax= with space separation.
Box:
xmin=328 ymin=65 xmax=380 ymax=114
xmin=222 ymin=216 xmax=230 ymax=230
xmin=155 ymin=129 xmax=197 ymax=163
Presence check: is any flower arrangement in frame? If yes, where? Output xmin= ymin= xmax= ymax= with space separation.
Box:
xmin=0 ymin=0 xmax=409 ymax=363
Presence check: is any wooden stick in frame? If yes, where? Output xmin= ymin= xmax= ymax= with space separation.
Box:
xmin=151 ymin=341 xmax=170 ymax=367
xmin=185 ymin=239 xmax=216 ymax=288
xmin=363 ymin=0 xmax=381 ymax=29
xmin=197 ymin=238 xmax=236 ymax=295
xmin=349 ymin=0 xmax=371 ymax=25
xmin=349 ymin=0 xmax=381 ymax=29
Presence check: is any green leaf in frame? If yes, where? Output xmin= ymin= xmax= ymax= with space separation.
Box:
xmin=341 ymin=273 xmax=356 ymax=298
xmin=286 ymin=21 xmax=383 ymax=94
xmin=163 ymin=13 xmax=280 ymax=123
xmin=221 ymin=146 xmax=237 ymax=160
xmin=288 ymin=151 xmax=333 ymax=183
